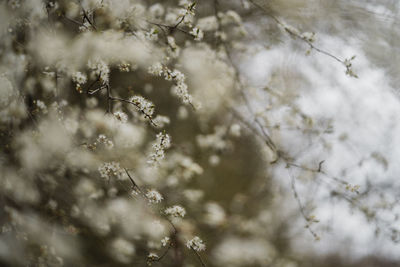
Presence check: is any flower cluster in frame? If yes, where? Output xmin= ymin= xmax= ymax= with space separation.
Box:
xmin=146 ymin=28 xmax=159 ymax=41
xmin=129 ymin=95 xmax=155 ymax=119
xmin=190 ymin=27 xmax=204 ymax=41
xmin=148 ymin=132 xmax=171 ymax=164
xmin=161 ymin=237 xmax=170 ymax=247
xmin=88 ymin=59 xmax=110 ymax=84
xmin=147 ymin=252 xmax=159 ymax=264
xmin=35 ymin=100 xmax=47 ymax=114
xmin=148 ymin=63 xmax=193 ymax=105
xmin=167 ymin=36 xmax=180 ymax=58
xmin=186 ymin=236 xmax=206 ymax=252
xmin=72 ymin=71 xmax=87 ymax=93
xmin=168 ymin=69 xmax=192 ymax=105
xmin=145 ymin=190 xmax=164 ymax=203
xmin=98 ymin=162 xmax=125 ymax=181
xmin=148 ymin=62 xmax=164 ymax=76
xmin=118 ymin=62 xmax=131 ymax=72
xmin=97 ymin=134 xmax=114 ymax=149
xmin=164 ymin=205 xmax=186 ymax=218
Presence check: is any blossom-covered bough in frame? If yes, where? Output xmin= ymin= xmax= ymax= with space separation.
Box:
xmin=0 ymin=0 xmax=399 ymax=266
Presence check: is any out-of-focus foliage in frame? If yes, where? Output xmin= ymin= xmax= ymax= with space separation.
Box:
xmin=0 ymin=0 xmax=400 ymax=266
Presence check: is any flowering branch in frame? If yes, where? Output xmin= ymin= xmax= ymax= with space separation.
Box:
xmin=248 ymin=0 xmax=358 ymax=78
xmin=109 ymin=96 xmax=158 ymax=127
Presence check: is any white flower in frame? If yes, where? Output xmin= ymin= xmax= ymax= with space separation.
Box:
xmin=114 ymin=111 xmax=128 ymax=123
xmin=118 ymin=63 xmax=130 ymax=72
xmin=190 ymin=27 xmax=204 ymax=41
xmin=97 ymin=134 xmax=114 ymax=149
xmin=145 ymin=190 xmax=163 ymax=203
xmin=148 ymin=132 xmax=171 ymax=164
xmin=164 ymin=205 xmax=186 ymax=218
xmin=97 ymin=134 xmax=107 ymax=142
xmin=301 ymin=32 xmax=316 ymax=43
xmin=98 ymin=162 xmax=125 ymax=180
xmin=167 ymin=36 xmax=180 ymax=58
xmin=129 ymin=95 xmax=155 ymax=118
xmin=146 ymin=28 xmax=159 ymax=41
xmin=169 ymin=70 xmax=192 ymax=105
xmin=35 ymin=100 xmax=47 ymax=113
xmin=186 ymin=236 xmax=206 ymax=251
xmin=161 ymin=237 xmax=170 ymax=247
xmin=148 ymin=62 xmax=164 ymax=76
xmin=150 ymin=66 xmax=193 ymax=105
xmin=88 ymin=59 xmax=110 ymax=84
xmin=72 ymin=71 xmax=87 ymax=85
xmin=147 ymin=252 xmax=159 ymax=263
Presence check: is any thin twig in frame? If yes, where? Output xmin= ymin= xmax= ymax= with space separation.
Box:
xmin=213 ymin=0 xmax=277 ymax=154
xmin=287 ymin=168 xmax=320 ymax=241
xmin=248 ymin=0 xmax=353 ymax=69
xmin=190 ymin=247 xmax=206 ymax=267
xmin=124 ymin=168 xmax=143 ymax=194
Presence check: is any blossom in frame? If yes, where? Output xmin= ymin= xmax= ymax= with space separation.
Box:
xmin=301 ymin=32 xmax=316 ymax=43
xmin=190 ymin=27 xmax=204 ymax=41
xmin=113 ymin=111 xmax=128 ymax=123
xmin=88 ymin=59 xmax=110 ymax=84
xmin=147 ymin=253 xmax=159 ymax=264
xmin=186 ymin=236 xmax=206 ymax=251
xmin=148 ymin=62 xmax=164 ymax=76
xmin=164 ymin=205 xmax=186 ymax=218
xmin=161 ymin=237 xmax=170 ymax=247
xmin=167 ymin=36 xmax=180 ymax=58
xmin=169 ymin=69 xmax=192 ymax=104
xmin=97 ymin=134 xmax=114 ymax=149
xmin=148 ymin=132 xmax=171 ymax=164
xmin=145 ymin=190 xmax=163 ymax=203
xmin=72 ymin=71 xmax=87 ymax=85
xmin=35 ymin=100 xmax=47 ymax=113
xmin=146 ymin=28 xmax=159 ymax=41
xmin=129 ymin=95 xmax=155 ymax=118
xmin=118 ymin=63 xmax=130 ymax=72
xmin=98 ymin=162 xmax=125 ymax=180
